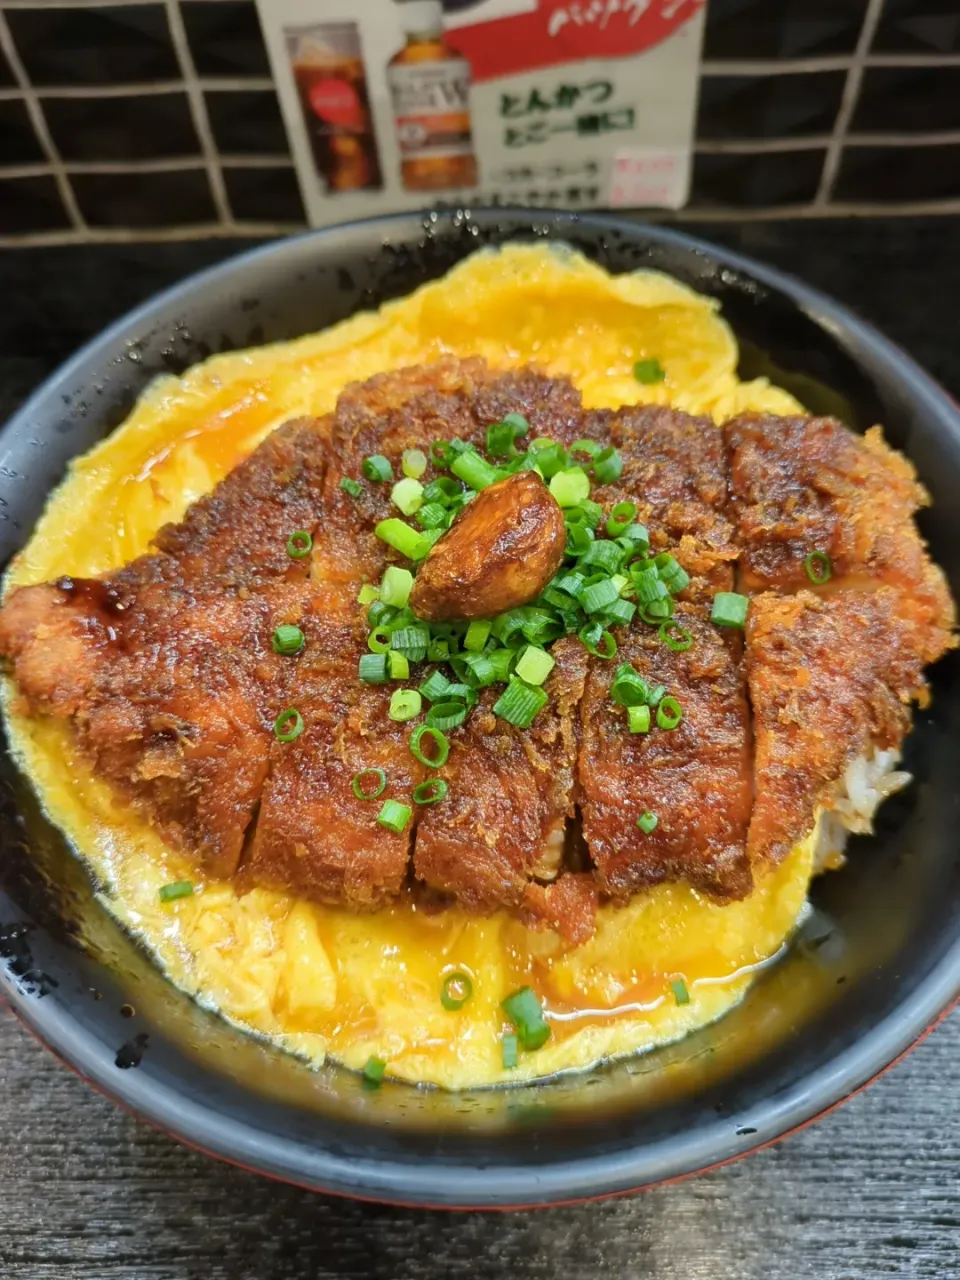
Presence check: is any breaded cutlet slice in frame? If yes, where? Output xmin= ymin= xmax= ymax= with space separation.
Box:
xmin=576 ymin=405 xmax=754 ymax=902
xmin=0 ymin=416 xmax=329 ymax=878
xmin=746 ymin=588 xmax=942 ymax=865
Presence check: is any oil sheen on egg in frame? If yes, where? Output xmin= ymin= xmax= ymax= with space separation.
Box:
xmin=3 ymin=243 xmax=812 ymax=1089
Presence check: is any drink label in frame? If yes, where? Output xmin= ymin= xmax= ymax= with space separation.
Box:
xmin=257 ymin=0 xmax=704 ymax=225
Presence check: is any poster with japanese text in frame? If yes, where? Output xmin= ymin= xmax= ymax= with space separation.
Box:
xmin=255 ymin=0 xmax=706 ymax=226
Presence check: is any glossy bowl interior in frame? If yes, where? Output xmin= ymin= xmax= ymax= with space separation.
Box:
xmin=2 ymin=210 xmax=960 ymax=1209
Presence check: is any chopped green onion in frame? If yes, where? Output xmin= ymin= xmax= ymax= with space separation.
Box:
xmin=659 ymin=621 xmax=693 ymax=652
xmin=463 ymin=652 xmax=497 ymax=687
xmin=515 ymin=645 xmax=555 ymax=686
xmin=549 ymin=467 xmax=591 ymax=509
xmin=634 ymin=358 xmax=666 ymax=384
xmin=274 ymin=707 xmax=304 ymax=743
xmin=600 ymin=598 xmax=637 ymax=628
xmin=286 ymin=530 xmax=312 ymax=559
xmin=502 ymin=1032 xmax=519 ymax=1070
xmin=271 ymin=624 xmax=304 ymax=656
xmin=352 ymin=768 xmax=387 ymax=800
xmin=416 ymin=501 xmax=450 ymax=531
xmin=401 ymin=448 xmax=427 ymax=479
xmin=637 ymin=809 xmax=658 ymax=833
xmin=413 ymin=778 xmax=449 ymax=805
xmin=420 ymin=528 xmax=444 ymax=553
xmin=423 ymin=476 xmax=460 ymax=504
xmin=377 ymin=799 xmax=411 ymax=833
xmin=451 ymin=450 xmax=502 ymax=491
xmin=804 ymin=550 xmax=832 ymax=584
xmin=486 ymin=421 xmax=517 ymax=458
xmin=339 ymin=476 xmax=363 ymax=497
xmin=159 ymin=880 xmax=193 ymax=903
xmin=426 ymin=637 xmax=450 ymax=662
xmin=389 ymin=688 xmax=422 ymax=722
xmin=530 ymin=442 xmax=567 ymax=480
xmin=440 ymin=971 xmax=473 ymax=1011
xmin=671 ymin=978 xmax=690 ymax=1006
xmin=380 ymin=565 xmax=413 ymax=609
xmin=464 ymin=619 xmax=492 ymax=652
xmin=581 ymin=578 xmax=621 ymax=615
xmin=578 ymin=539 xmax=623 ymax=574
xmin=570 ymin=437 xmax=601 ymax=461
xmin=367 ymin=628 xmax=391 ymax=654
xmin=362 ymin=454 xmax=393 ymax=483
xmin=420 ymin=669 xmax=452 ymax=702
xmin=358 ymin=653 xmax=388 ymax=684
xmin=646 ymin=683 xmax=666 ymax=707
xmin=492 ymin=678 xmax=548 ymax=728
xmin=519 ymin=607 xmax=562 ymax=646
xmin=565 ymin=523 xmax=594 ymax=555
xmin=620 ymin=523 xmax=650 ymax=551
xmin=363 ymin=1055 xmax=387 ymax=1085
xmin=606 ymin=501 xmax=637 ymax=536
xmin=410 ymin=724 xmax=450 ymax=768
xmin=656 ymin=696 xmax=683 ymax=730
xmin=426 ymin=701 xmax=468 ymax=731
xmin=486 ymin=648 xmax=515 ymax=682
xmin=357 ymin=583 xmax=380 ymax=605
xmin=375 ymin=517 xmax=429 ymax=561
xmin=711 ymin=591 xmax=749 ymax=628
xmin=493 ymin=608 xmax=528 ymax=645
xmin=502 ymin=412 xmax=530 ymax=437
xmin=579 ymin=624 xmax=617 ymax=660
xmin=390 ymin=625 xmax=429 ymax=662
xmin=388 ymin=651 xmax=409 ymax=680
xmin=628 ymin=705 xmax=651 ymax=733
xmin=610 ymin=664 xmax=648 ymax=707
xmin=654 ymin=553 xmax=690 ymax=594
xmin=391 ymin=477 xmax=424 ymax=516
xmin=444 ymin=682 xmax=477 ymax=707
xmin=367 ymin=600 xmax=394 ymax=627
xmin=501 ymin=986 xmax=551 ymax=1051
xmin=631 ymin=565 xmax=668 ymax=605
xmin=592 ymin=445 xmax=623 ymax=485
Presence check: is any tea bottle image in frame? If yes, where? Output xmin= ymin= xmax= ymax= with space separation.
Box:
xmin=287 ymin=23 xmax=383 ymax=193
xmin=386 ymin=0 xmax=478 ymax=192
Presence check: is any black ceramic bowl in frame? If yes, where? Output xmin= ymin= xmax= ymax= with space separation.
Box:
xmin=2 ymin=211 xmax=960 ymax=1210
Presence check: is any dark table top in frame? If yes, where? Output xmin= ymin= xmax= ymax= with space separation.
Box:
xmin=2 ymin=217 xmax=959 ymax=1280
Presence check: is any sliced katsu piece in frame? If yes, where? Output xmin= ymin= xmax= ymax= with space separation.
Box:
xmin=413 ymin=637 xmax=595 ymax=940
xmin=0 ymin=416 xmax=330 ymax=878
xmin=746 ymin=587 xmax=946 ymax=865
xmin=576 ymin=405 xmax=754 ymax=902
xmin=248 ymin=359 xmax=593 ymax=911
xmin=725 ymin=411 xmax=955 ymax=635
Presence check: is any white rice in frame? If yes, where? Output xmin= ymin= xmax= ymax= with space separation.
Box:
xmin=812 ymin=747 xmax=912 ymax=873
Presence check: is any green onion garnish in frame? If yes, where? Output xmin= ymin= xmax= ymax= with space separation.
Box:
xmin=464 ymin=619 xmax=492 ymax=652
xmin=419 ymin=669 xmax=451 ymax=702
xmin=416 ymin=501 xmax=450 ymax=531
xmin=410 ymin=724 xmax=450 ymax=768
xmin=501 ymin=986 xmax=551 ymax=1051
xmin=711 ymin=591 xmax=749 ymax=628
xmin=363 ymin=1055 xmax=387 ymax=1085
xmin=654 ymin=553 xmax=690 ymax=594
xmin=549 ymin=467 xmax=591 ymax=509
xmin=390 ymin=625 xmax=429 ymax=662
xmin=286 ymin=530 xmax=313 ymax=559
xmin=388 ymin=651 xmax=409 ymax=680
xmin=159 ymin=880 xmax=194 ymax=903
xmin=339 ymin=476 xmax=363 ymax=497
xmin=637 ymin=809 xmax=658 ymax=833
xmin=502 ymin=411 xmax=530 ymax=437
xmin=375 ymin=518 xmax=430 ymax=562
xmin=401 ymin=448 xmax=427 ymax=479
xmin=628 ymin=705 xmax=651 ymax=733
xmin=413 ymin=778 xmax=449 ymax=805
xmin=646 ymin=683 xmax=666 ymax=707
xmin=377 ymin=799 xmax=411 ymax=833
xmin=440 ymin=971 xmax=474 ymax=1010
xmin=367 ymin=628 xmax=391 ymax=654
xmin=656 ymin=696 xmax=683 ymax=730
xmin=514 ymin=645 xmax=555 ymax=687
xmin=592 ymin=445 xmax=623 ymax=485
xmin=579 ymin=624 xmax=617 ymax=660
xmin=671 ymin=978 xmax=690 ymax=1006
xmin=578 ymin=538 xmax=623 ymax=575
xmin=602 ymin=598 xmax=636 ymax=628
xmin=804 ymin=550 xmax=832 ymax=584
xmin=566 ymin=524 xmax=594 ymax=555
xmin=659 ymin=621 xmax=693 ymax=652
xmin=358 ymin=653 xmax=388 ymax=684
xmin=391 ymin=477 xmax=424 ymax=516
xmin=380 ymin=565 xmax=413 ymax=609
xmin=502 ymin=1032 xmax=519 ymax=1070
xmin=633 ymin=358 xmax=666 ymax=384
xmin=486 ymin=648 xmax=515 ymax=682
xmin=362 ymin=454 xmax=393 ymax=483
xmin=570 ymin=437 xmax=601 ymax=461
xmin=271 ymin=624 xmax=304 ymax=656
xmin=425 ymin=700 xmax=467 ymax=731
xmin=580 ymin=578 xmax=620 ymax=616
xmin=357 ymin=583 xmax=380 ymax=605
xmin=610 ymin=663 xmax=648 ymax=707
xmin=274 ymin=707 xmax=304 ymax=743
xmin=631 ymin=565 xmax=668 ymax=605
xmin=389 ymin=688 xmax=422 ymax=722
xmin=451 ymin=450 xmax=502 ymax=491
xmin=606 ymin=501 xmax=637 ymax=537
xmin=486 ymin=421 xmax=517 ymax=458
xmin=462 ymin=652 xmax=496 ymax=687
xmin=352 ymin=768 xmax=387 ymax=800
xmin=492 ymin=678 xmax=548 ymax=729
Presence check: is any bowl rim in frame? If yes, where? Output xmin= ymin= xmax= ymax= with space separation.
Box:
xmin=3 ymin=207 xmax=960 ymax=1208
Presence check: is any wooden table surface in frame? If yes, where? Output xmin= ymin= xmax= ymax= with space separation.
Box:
xmin=2 ymin=219 xmax=959 ymax=1280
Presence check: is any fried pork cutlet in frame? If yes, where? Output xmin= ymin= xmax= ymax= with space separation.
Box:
xmin=0 ymin=416 xmax=329 ymax=878
xmin=577 ymin=405 xmax=754 ymax=902
xmin=726 ymin=412 xmax=956 ymax=864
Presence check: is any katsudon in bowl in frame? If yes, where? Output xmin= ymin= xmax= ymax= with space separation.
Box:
xmin=0 ymin=242 xmax=954 ymax=1091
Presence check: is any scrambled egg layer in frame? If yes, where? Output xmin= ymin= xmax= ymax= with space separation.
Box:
xmin=5 ymin=243 xmax=812 ymax=1089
